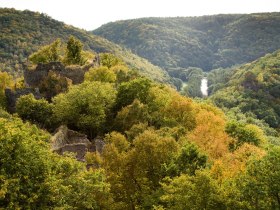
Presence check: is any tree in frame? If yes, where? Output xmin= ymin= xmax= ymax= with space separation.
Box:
xmin=175 ymin=142 xmax=207 ymax=176
xmin=161 ymin=95 xmax=196 ymax=131
xmin=85 ymin=66 xmax=116 ymax=83
xmin=0 ymin=117 xmax=112 ymax=209
xmin=16 ymin=94 xmax=53 ymax=128
xmin=115 ymin=78 xmax=152 ymax=112
xmin=110 ymin=64 xmax=139 ymax=84
xmin=53 ymin=81 xmax=116 ymax=137
xmin=160 ymin=171 xmax=225 ymax=210
xmin=0 ymin=71 xmax=13 ymax=108
xmin=63 ymin=36 xmax=86 ymax=65
xmin=235 ymin=146 xmax=280 ymax=209
xmin=188 ymin=108 xmax=231 ymax=159
xmin=29 ymin=39 xmax=61 ymax=64
xmin=114 ymin=99 xmax=150 ymax=132
xmin=101 ymin=129 xmax=178 ymax=209
xmin=57 ymin=169 xmax=113 ymax=209
xmin=225 ymin=120 xmax=267 ymax=149
xmin=100 ymin=53 xmax=124 ymax=68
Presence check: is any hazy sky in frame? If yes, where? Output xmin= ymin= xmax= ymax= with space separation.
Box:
xmin=1 ymin=0 xmax=280 ymax=30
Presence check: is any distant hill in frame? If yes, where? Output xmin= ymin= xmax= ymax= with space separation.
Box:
xmin=209 ymin=50 xmax=280 ymax=130
xmin=93 ymin=13 xmax=280 ymax=77
xmin=0 ymin=8 xmax=171 ymax=83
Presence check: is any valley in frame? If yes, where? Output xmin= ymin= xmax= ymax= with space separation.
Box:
xmin=0 ymin=8 xmax=279 ymax=210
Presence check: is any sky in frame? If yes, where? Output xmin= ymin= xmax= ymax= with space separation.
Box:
xmin=1 ymin=0 xmax=280 ymax=30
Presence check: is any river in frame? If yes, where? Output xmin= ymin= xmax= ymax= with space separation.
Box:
xmin=200 ymin=77 xmax=208 ymax=97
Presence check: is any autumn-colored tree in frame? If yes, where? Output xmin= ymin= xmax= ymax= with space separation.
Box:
xmin=161 ymin=94 xmax=196 ymax=131
xmin=210 ymin=143 xmax=265 ymax=183
xmin=188 ymin=107 xmax=231 ymax=159
xmin=102 ymin=129 xmax=178 ymax=209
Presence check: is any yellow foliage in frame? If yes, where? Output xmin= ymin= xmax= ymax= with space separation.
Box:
xmin=188 ymin=108 xmax=231 ymax=159
xmin=85 ymin=152 xmax=103 ymax=166
xmin=211 ymin=143 xmax=266 ymax=182
xmin=0 ymin=71 xmax=13 ymax=91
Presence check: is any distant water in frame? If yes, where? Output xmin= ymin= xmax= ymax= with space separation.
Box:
xmin=201 ymin=77 xmax=208 ymax=97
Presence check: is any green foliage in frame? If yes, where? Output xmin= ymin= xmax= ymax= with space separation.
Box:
xmin=0 ymin=8 xmax=171 ymax=82
xmin=175 ymin=143 xmax=207 ymax=176
xmin=57 ymin=169 xmax=113 ymax=209
xmin=94 ymin=13 xmax=280 ymax=74
xmin=180 ymin=67 xmax=204 ymax=97
xmin=53 ymin=81 xmax=116 ymax=137
xmin=233 ymin=146 xmax=280 ymax=209
xmin=102 ymin=129 xmax=178 ymax=209
xmin=63 ymin=36 xmax=86 ymax=65
xmin=29 ymin=39 xmax=61 ymax=64
xmin=160 ymin=171 xmax=225 ymax=210
xmin=0 ymin=117 xmax=112 ymax=209
xmin=115 ymin=77 xmax=152 ymax=111
xmin=100 ymin=53 xmax=125 ymax=68
xmin=111 ymin=64 xmax=140 ymax=84
xmin=1 ymin=10 xmax=279 ymax=208
xmin=207 ymin=67 xmax=236 ymax=95
xmin=16 ymin=94 xmax=54 ymax=128
xmin=85 ymin=66 xmax=116 ymax=83
xmin=114 ymin=99 xmax=150 ymax=131
xmin=0 ymin=108 xmax=11 ymax=119
xmin=0 ymin=71 xmax=13 ymax=108
xmin=226 ymin=120 xmax=267 ymax=149
xmin=210 ymin=51 xmax=280 ymax=131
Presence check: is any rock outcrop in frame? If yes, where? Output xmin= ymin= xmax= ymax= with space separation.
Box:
xmin=51 ymin=125 xmax=95 ymax=162
xmin=50 ymin=125 xmax=107 ymax=162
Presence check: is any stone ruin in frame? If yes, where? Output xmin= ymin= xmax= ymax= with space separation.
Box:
xmin=4 ymin=58 xmax=105 ymax=162
xmin=51 ymin=125 xmax=105 ymax=162
xmin=24 ymin=61 xmax=97 ymax=87
xmin=5 ymin=58 xmax=100 ymax=113
xmin=5 ymin=87 xmax=42 ymax=113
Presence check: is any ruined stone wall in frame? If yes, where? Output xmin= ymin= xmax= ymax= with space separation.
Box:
xmin=51 ymin=125 xmax=95 ymax=162
xmin=24 ymin=61 xmax=97 ymax=87
xmin=5 ymin=88 xmax=41 ymax=113
xmin=5 ymin=60 xmax=98 ymax=113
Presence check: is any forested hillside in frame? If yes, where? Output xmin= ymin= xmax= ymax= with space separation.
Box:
xmin=94 ymin=13 xmax=280 ymax=75
xmin=1 ymin=43 xmax=279 ymax=208
xmin=0 ymin=8 xmax=170 ymax=83
xmin=0 ymin=8 xmax=280 ymax=210
xmin=209 ymin=50 xmax=280 ymax=138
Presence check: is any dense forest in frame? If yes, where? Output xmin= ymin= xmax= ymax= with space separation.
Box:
xmin=208 ymin=50 xmax=280 ymax=143
xmin=0 ymin=8 xmax=280 ymax=210
xmin=0 ymin=8 xmax=171 ymax=83
xmin=94 ymin=13 xmax=280 ymax=75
